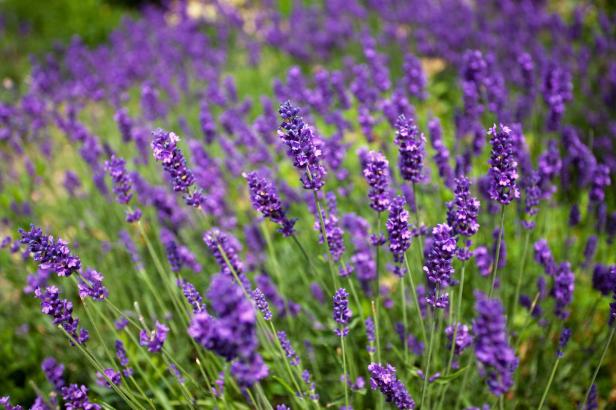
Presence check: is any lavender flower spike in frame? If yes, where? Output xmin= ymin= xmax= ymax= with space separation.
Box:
xmin=19 ymin=224 xmax=81 ymax=277
xmin=487 ymin=124 xmax=520 ymax=205
xmin=139 ymin=321 xmax=169 ymax=353
xmin=244 ymin=171 xmax=296 ymax=237
xmin=386 ymin=196 xmax=411 ymax=263
xmin=368 ymin=363 xmax=415 ymax=409
xmin=423 ymin=224 xmax=456 ymax=309
xmin=361 ymin=149 xmax=391 ymax=212
xmin=446 ymin=176 xmax=480 ymax=237
xmin=105 ymin=154 xmax=133 ymax=204
xmin=394 ymin=115 xmax=425 ymax=184
xmin=333 ymin=288 xmax=352 ymax=336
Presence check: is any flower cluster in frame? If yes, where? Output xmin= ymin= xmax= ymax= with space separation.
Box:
xmin=35 ymin=286 xmax=89 ymax=345
xmin=446 ymin=176 xmax=480 ymax=237
xmin=333 ymin=288 xmax=352 ymax=336
xmin=487 ymin=124 xmax=520 ymax=205
xmin=367 ymin=363 xmax=415 ymax=409
xmin=139 ymin=321 xmax=169 ymax=353
xmin=244 ymin=171 xmax=296 ymax=237
xmin=386 ymin=196 xmax=411 ymax=264
xmin=423 ymin=224 xmax=456 ymax=308
xmin=394 ymin=115 xmax=425 ymax=184
xmin=361 ymin=150 xmax=391 ymax=212
xmin=19 ymin=225 xmax=81 ymax=277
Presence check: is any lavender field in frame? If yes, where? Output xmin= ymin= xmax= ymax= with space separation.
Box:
xmin=1 ymin=1 xmax=615 ymax=409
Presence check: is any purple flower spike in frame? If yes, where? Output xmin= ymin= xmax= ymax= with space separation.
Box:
xmin=445 ymin=323 xmax=473 ymax=356
xmin=386 ymin=196 xmax=411 ymax=264
xmin=35 ymin=286 xmax=89 ymax=345
xmin=244 ymin=171 xmax=296 ymax=237
xmin=139 ymin=321 xmax=168 ymax=353
xmin=105 ymin=154 xmax=133 ymax=204
xmin=553 ymin=262 xmax=574 ymax=319
xmin=394 ymin=115 xmax=425 ymax=184
xmin=589 ymin=164 xmax=611 ymax=204
xmin=277 ymin=331 xmax=300 ymax=366
xmin=333 ymin=288 xmax=351 ymax=336
xmin=557 ymin=328 xmax=571 ymax=358
xmin=77 ymin=268 xmax=108 ymax=301
xmin=361 ymin=150 xmax=391 ymax=212
xmin=19 ymin=225 xmax=81 ymax=277
xmin=203 ymin=229 xmax=250 ymax=289
xmin=61 ymin=384 xmax=101 ymax=410
xmin=278 ymin=101 xmax=327 ymax=191
xmin=487 ymin=124 xmax=520 ymax=205
xmin=178 ymin=278 xmax=204 ymax=313
xmin=252 ymin=288 xmax=272 ymax=320
xmin=447 ymin=177 xmax=480 ymax=237
xmin=423 ymin=224 xmax=456 ymax=309
xmin=42 ymin=357 xmax=65 ymax=390
xmin=473 ymin=291 xmax=518 ymax=396
xmin=367 ymin=363 xmax=415 ymax=409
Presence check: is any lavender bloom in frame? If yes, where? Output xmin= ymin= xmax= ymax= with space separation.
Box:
xmin=585 ymin=384 xmax=598 ymax=410
xmin=19 ymin=225 xmax=81 ymax=277
xmin=447 ymin=177 xmax=480 ymax=237
xmin=445 ymin=323 xmax=473 ymax=356
xmin=244 ymin=171 xmax=296 ymax=237
xmin=589 ymin=164 xmax=611 ymax=204
xmin=403 ymin=54 xmax=426 ymax=99
xmin=366 ymin=317 xmax=376 ymax=353
xmin=361 ymin=150 xmax=391 ymax=212
xmin=592 ymin=265 xmax=616 ymax=295
xmin=125 ymin=208 xmax=142 ymax=223
xmin=115 ymin=340 xmax=130 ymax=368
xmin=343 ymin=213 xmax=376 ymax=291
xmin=42 ymin=357 xmax=65 ymax=390
xmin=60 ymin=384 xmax=101 ymax=410
xmin=553 ymin=262 xmax=575 ymax=319
xmin=583 ymin=236 xmax=598 ymax=267
xmin=278 ymin=101 xmax=326 ymax=191
xmin=178 ymin=278 xmax=204 ymax=313
xmin=557 ymin=328 xmax=571 ymax=358
xmin=203 ymin=229 xmax=250 ymax=289
xmin=96 ymin=368 xmax=122 ymax=388
xmin=315 ymin=192 xmax=345 ymax=262
xmin=428 ymin=117 xmax=454 ymax=188
xmin=394 ymin=115 xmax=424 ymax=184
xmin=77 ymin=268 xmax=108 ymax=301
xmin=533 ymin=239 xmax=556 ymax=276
xmin=367 ymin=363 xmax=415 ymax=409
xmin=277 ymin=331 xmax=300 ymax=366
xmin=0 ymin=396 xmax=23 ymax=410
xmin=63 ymin=171 xmax=81 ymax=196
xmin=139 ymin=321 xmax=168 ymax=353
xmin=386 ymin=196 xmax=411 ymax=264
xmin=114 ymin=108 xmax=133 ymax=142
xmin=252 ymin=288 xmax=272 ymax=320
xmin=333 ymin=288 xmax=351 ymax=336
xmin=487 ymin=125 xmax=519 ymax=205
xmin=423 ymin=224 xmax=456 ymax=308
xmin=473 ymin=292 xmax=518 ymax=396
xmin=474 ymin=246 xmax=492 ymax=277
xmin=35 ymin=286 xmax=89 ymax=345
xmin=104 ymin=155 xmax=133 ymax=204
xmin=151 ymin=128 xmax=202 ymax=207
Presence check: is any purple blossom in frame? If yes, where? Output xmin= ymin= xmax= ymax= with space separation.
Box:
xmin=244 ymin=171 xmax=296 ymax=237
xmin=19 ymin=225 xmax=81 ymax=277
xmin=447 ymin=177 xmax=480 ymax=237
xmin=473 ymin=291 xmax=518 ymax=396
xmin=315 ymin=192 xmax=345 ymax=262
xmin=203 ymin=229 xmax=250 ymax=289
xmin=77 ymin=268 xmax=108 ymax=301
xmin=445 ymin=323 xmax=473 ymax=356
xmin=403 ymin=54 xmax=426 ymax=100
xmin=553 ymin=262 xmax=575 ymax=319
xmin=367 ymin=363 xmax=415 ymax=409
xmin=252 ymin=288 xmax=272 ymax=320
xmin=96 ymin=368 xmax=122 ymax=388
xmin=35 ymin=286 xmax=89 ymax=345
xmin=104 ymin=155 xmax=133 ymax=204
xmin=0 ymin=396 xmax=23 ymax=410
xmin=139 ymin=321 xmax=168 ymax=353
xmin=533 ymin=239 xmax=556 ymax=276
xmin=428 ymin=117 xmax=454 ymax=189
xmin=423 ymin=224 xmax=456 ymax=309
xmin=386 ymin=196 xmax=411 ymax=264
xmin=178 ymin=278 xmax=204 ymax=313
xmin=589 ymin=164 xmax=611 ymax=204
xmin=60 ymin=384 xmax=101 ymax=410
xmin=42 ymin=357 xmax=65 ymax=390
xmin=361 ymin=149 xmax=391 ymax=212
xmin=394 ymin=115 xmax=424 ymax=184
xmin=277 ymin=331 xmax=300 ymax=366
xmin=333 ymin=288 xmax=351 ymax=336
xmin=592 ymin=264 xmax=616 ymax=296
xmin=115 ymin=340 xmax=130 ymax=369
xmin=487 ymin=124 xmax=519 ymax=205
xmin=557 ymin=328 xmax=571 ymax=358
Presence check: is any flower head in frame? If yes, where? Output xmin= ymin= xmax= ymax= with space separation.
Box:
xmin=394 ymin=115 xmax=424 ymax=184
xmin=386 ymin=196 xmax=411 ymax=263
xmin=367 ymin=363 xmax=415 ymax=409
xmin=361 ymin=150 xmax=391 ymax=212
xmin=244 ymin=171 xmax=296 ymax=237
xmin=447 ymin=177 xmax=480 ymax=237
xmin=333 ymin=288 xmax=352 ymax=336
xmin=19 ymin=225 xmax=81 ymax=277
xmin=487 ymin=124 xmax=520 ymax=205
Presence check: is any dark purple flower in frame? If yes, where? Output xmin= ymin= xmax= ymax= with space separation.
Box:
xmin=77 ymin=268 xmax=108 ymax=301
xmin=104 ymin=155 xmax=133 ymax=204
xmin=592 ymin=264 xmax=616 ymax=296
xmin=19 ymin=225 xmax=81 ymax=277
xmin=244 ymin=171 xmax=296 ymax=237
xmin=447 ymin=177 xmax=480 ymax=237
xmin=589 ymin=164 xmax=611 ymax=204
xmin=96 ymin=368 xmax=122 ymax=388
xmin=583 ymin=235 xmax=598 ymax=267
xmin=139 ymin=321 xmax=168 ymax=353
xmin=386 ymin=196 xmax=411 ymax=264
xmin=60 ymin=384 xmax=101 ymax=410
xmin=367 ymin=363 xmax=415 ymax=409
xmin=277 ymin=331 xmax=300 ymax=366
xmin=278 ymin=101 xmax=326 ymax=191
xmin=203 ymin=229 xmax=250 ymax=289
xmin=114 ymin=108 xmax=133 ymax=142
xmin=42 ymin=357 xmax=65 ymax=390
xmin=553 ymin=262 xmax=574 ymax=319
xmin=178 ymin=278 xmax=204 ymax=313
xmin=474 ymin=246 xmax=491 ymax=277
xmin=394 ymin=115 xmax=424 ymax=184
xmin=0 ymin=396 xmax=23 ymax=410
xmin=333 ymin=288 xmax=351 ymax=336
xmin=423 ymin=224 xmax=456 ymax=309
xmin=125 ymin=208 xmax=142 ymax=223
xmin=115 ymin=340 xmax=130 ymax=369
xmin=487 ymin=124 xmax=519 ymax=205
xmin=361 ymin=149 xmax=391 ymax=212
xmin=533 ymin=239 xmax=556 ymax=276
xmin=366 ymin=317 xmax=376 ymax=353
xmin=557 ymin=328 xmax=571 ymax=358
xmin=473 ymin=291 xmax=518 ymax=396
xmin=403 ymin=54 xmax=426 ymax=100
xmin=585 ymin=384 xmax=598 ymax=410
xmin=252 ymin=288 xmax=272 ymax=320
xmin=35 ymin=286 xmax=89 ymax=345
xmin=315 ymin=192 xmax=345 ymax=262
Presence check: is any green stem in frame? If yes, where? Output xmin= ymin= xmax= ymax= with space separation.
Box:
xmin=582 ymin=326 xmax=616 ymax=407
xmin=341 ymin=334 xmax=350 ymax=410
xmin=538 ymin=357 xmax=560 ymax=410
xmin=403 ymin=252 xmax=427 ymax=347
xmin=401 ymin=272 xmax=409 ymax=363
xmin=489 ymin=206 xmax=506 ymax=298
xmin=512 ymin=229 xmax=531 ymax=319
xmin=371 ymin=300 xmax=382 ymax=365
xmin=421 ymin=310 xmax=439 ymax=409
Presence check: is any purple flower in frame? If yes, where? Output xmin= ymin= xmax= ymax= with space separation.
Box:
xmin=35 ymin=286 xmax=89 ymax=345
xmin=278 ymin=101 xmax=326 ymax=191
xmin=19 ymin=225 xmax=81 ymax=277
xmin=361 ymin=150 xmax=391 ymax=212
xmin=474 ymin=246 xmax=491 ymax=277
xmin=114 ymin=108 xmax=133 ymax=142
xmin=487 ymin=124 xmax=519 ymax=205
xmin=447 ymin=177 xmax=480 ymax=237
xmin=139 ymin=321 xmax=168 ymax=353
xmin=366 ymin=317 xmax=376 ymax=353
xmin=367 ymin=363 xmax=415 ymax=409
xmin=557 ymin=328 xmax=571 ymax=358
xmin=386 ymin=196 xmax=411 ymax=264
xmin=203 ymin=229 xmax=250 ymax=289
xmin=589 ymin=164 xmax=611 ymax=204
xmin=585 ymin=384 xmax=598 ymax=410
xmin=592 ymin=265 xmax=616 ymax=296
xmin=0 ymin=396 xmax=23 ymax=410
xmin=423 ymin=224 xmax=456 ymax=309
xmin=96 ymin=368 xmax=122 ymax=388
xmin=533 ymin=239 xmax=556 ymax=276
xmin=77 ymin=268 xmax=108 ymax=301
xmin=42 ymin=357 xmax=65 ymax=390
xmin=252 ymin=288 xmax=272 ymax=320
xmin=473 ymin=291 xmax=518 ymax=396
xmin=553 ymin=262 xmax=575 ymax=319
xmin=277 ymin=331 xmax=300 ymax=366
xmin=115 ymin=340 xmax=131 ymax=369
xmin=151 ymin=128 xmax=202 ymax=207
xmin=445 ymin=323 xmax=473 ymax=356
xmin=105 ymin=155 xmax=133 ymax=204
xmin=178 ymin=278 xmax=204 ymax=313
xmin=403 ymin=54 xmax=426 ymax=100
xmin=394 ymin=115 xmax=424 ymax=184
xmin=244 ymin=171 xmax=296 ymax=237
xmin=60 ymin=384 xmax=101 ymax=410
xmin=315 ymin=192 xmax=345 ymax=262
xmin=333 ymin=288 xmax=351 ymax=336
xmin=428 ymin=117 xmax=454 ymax=189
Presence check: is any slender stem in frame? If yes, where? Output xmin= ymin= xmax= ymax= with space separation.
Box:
xmin=489 ymin=206 xmax=506 ymax=298
xmin=512 ymin=229 xmax=531 ymax=318
xmin=403 ymin=252 xmax=427 ymax=347
xmin=341 ymin=334 xmax=350 ymax=410
xmin=582 ymin=326 xmax=616 ymax=407
xmin=401 ymin=272 xmax=409 ymax=363
xmin=421 ymin=309 xmax=439 ymax=409
xmin=313 ymin=190 xmax=339 ymax=290
xmin=371 ymin=300 xmax=382 ymax=364
xmin=538 ymin=357 xmax=561 ymax=410
xmin=454 ymin=356 xmax=472 ymax=410
xmin=373 ymin=213 xmax=383 ymax=363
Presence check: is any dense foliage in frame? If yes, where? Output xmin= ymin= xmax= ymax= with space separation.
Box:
xmin=1 ymin=1 xmax=616 ymax=409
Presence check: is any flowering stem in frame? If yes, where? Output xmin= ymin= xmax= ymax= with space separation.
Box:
xmin=312 ymin=190 xmax=340 ymax=290
xmin=341 ymin=333 xmax=350 ymax=410
xmin=538 ymin=357 xmax=561 ymax=410
xmin=582 ymin=325 xmax=615 ymax=408
xmin=268 ymin=322 xmax=304 ymax=402
xmin=401 ymin=272 xmax=409 ymax=363
xmin=371 ymin=300 xmax=382 ymax=365
xmin=511 ymin=228 xmax=531 ymax=319
xmin=421 ymin=309 xmax=439 ymax=409
xmin=488 ymin=205 xmax=506 ymax=298
xmin=373 ymin=213 xmax=383 ymax=364
xmin=403 ymin=252 xmax=427 ymax=347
